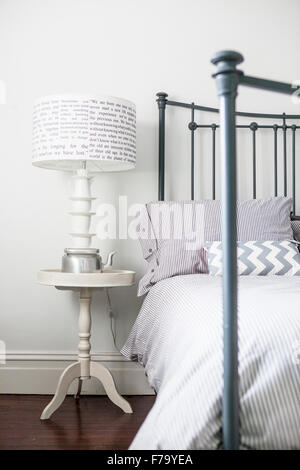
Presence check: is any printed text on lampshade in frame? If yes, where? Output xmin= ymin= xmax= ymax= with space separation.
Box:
xmin=32 ymin=94 xmax=136 ymax=172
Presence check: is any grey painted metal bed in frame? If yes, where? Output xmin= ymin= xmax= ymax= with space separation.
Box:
xmin=156 ymin=50 xmax=300 ymax=450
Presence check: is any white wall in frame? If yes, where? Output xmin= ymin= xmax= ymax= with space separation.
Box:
xmin=0 ymin=0 xmax=300 ymax=392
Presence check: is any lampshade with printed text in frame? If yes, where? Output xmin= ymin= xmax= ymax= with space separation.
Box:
xmin=32 ymin=94 xmax=136 ymax=172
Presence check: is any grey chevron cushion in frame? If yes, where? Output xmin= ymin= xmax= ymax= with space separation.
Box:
xmin=205 ymin=241 xmax=300 ymax=276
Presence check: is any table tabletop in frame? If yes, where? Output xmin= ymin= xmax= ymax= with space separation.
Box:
xmin=37 ymin=268 xmax=135 ymax=288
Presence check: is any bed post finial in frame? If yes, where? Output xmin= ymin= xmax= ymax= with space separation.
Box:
xmin=156 ymin=92 xmax=168 ymax=201
xmin=211 ymin=51 xmax=241 ymax=451
xmin=211 ymin=51 xmax=243 ymax=103
xmin=211 ymin=51 xmax=243 ymax=97
xmin=211 ymin=50 xmax=243 ymax=75
xmin=156 ymin=92 xmax=168 ymax=108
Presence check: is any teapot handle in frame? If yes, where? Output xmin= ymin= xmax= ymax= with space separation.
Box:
xmin=103 ymin=251 xmax=116 ymax=269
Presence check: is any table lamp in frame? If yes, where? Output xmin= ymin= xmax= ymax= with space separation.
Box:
xmin=32 ymin=94 xmax=136 ymax=271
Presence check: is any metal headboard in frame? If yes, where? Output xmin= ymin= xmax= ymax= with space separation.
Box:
xmin=156 ymin=52 xmax=300 ymax=450
xmin=156 ymin=92 xmax=300 ymax=218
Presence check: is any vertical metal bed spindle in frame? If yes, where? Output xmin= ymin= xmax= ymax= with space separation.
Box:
xmin=190 ymin=103 xmax=195 ymax=200
xmin=212 ymin=124 xmax=217 ymax=199
xmin=283 ymin=113 xmax=288 ymax=196
xmin=273 ymin=125 xmax=278 ymax=196
xmin=157 ymin=92 xmax=168 ymax=201
xmin=211 ymin=50 xmax=242 ymax=450
xmin=292 ymin=125 xmax=296 ymax=215
xmin=250 ymin=122 xmax=258 ymax=199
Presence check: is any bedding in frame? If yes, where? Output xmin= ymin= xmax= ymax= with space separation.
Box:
xmin=138 ymin=197 xmax=293 ymax=296
xmin=122 ymin=274 xmax=300 ymax=449
xmin=205 ymin=240 xmax=300 ymax=276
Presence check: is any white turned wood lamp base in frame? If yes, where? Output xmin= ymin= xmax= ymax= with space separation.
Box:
xmin=69 ymin=168 xmax=96 ymax=249
xmin=38 ymin=269 xmax=135 ymax=420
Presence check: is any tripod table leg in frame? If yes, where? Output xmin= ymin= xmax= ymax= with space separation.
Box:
xmin=40 ymin=362 xmax=81 ymax=420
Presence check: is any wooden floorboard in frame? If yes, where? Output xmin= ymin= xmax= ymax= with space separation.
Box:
xmin=0 ymin=395 xmax=155 ymax=450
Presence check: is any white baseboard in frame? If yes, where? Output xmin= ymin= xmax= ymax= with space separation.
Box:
xmin=0 ymin=351 xmax=154 ymax=395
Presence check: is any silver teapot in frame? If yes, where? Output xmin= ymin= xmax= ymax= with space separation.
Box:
xmin=62 ymin=248 xmax=116 ymax=273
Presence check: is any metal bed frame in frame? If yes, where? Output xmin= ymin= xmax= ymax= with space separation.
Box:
xmin=156 ymin=50 xmax=300 ymax=450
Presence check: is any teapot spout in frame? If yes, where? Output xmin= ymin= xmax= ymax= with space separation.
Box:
xmin=103 ymin=251 xmax=116 ymax=269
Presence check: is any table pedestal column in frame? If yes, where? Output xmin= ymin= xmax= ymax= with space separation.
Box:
xmin=78 ymin=288 xmax=92 ymax=378
xmin=40 ymin=288 xmax=132 ymax=420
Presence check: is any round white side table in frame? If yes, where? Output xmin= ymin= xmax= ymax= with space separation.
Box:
xmin=37 ymin=268 xmax=135 ymax=420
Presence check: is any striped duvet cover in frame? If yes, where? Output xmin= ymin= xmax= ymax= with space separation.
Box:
xmin=121 ymin=274 xmax=300 ymax=449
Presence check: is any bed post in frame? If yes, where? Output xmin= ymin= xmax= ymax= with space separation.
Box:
xmin=211 ymin=51 xmax=243 ymax=450
xmin=156 ymin=92 xmax=168 ymax=201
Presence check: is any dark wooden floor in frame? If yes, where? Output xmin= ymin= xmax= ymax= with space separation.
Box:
xmin=0 ymin=395 xmax=155 ymax=450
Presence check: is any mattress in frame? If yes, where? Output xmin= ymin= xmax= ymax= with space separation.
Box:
xmin=121 ymin=274 xmax=300 ymax=449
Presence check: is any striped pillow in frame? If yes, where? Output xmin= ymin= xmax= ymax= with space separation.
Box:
xmin=137 ymin=197 xmax=293 ymax=295
xmin=205 ymin=240 xmax=300 ymax=276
